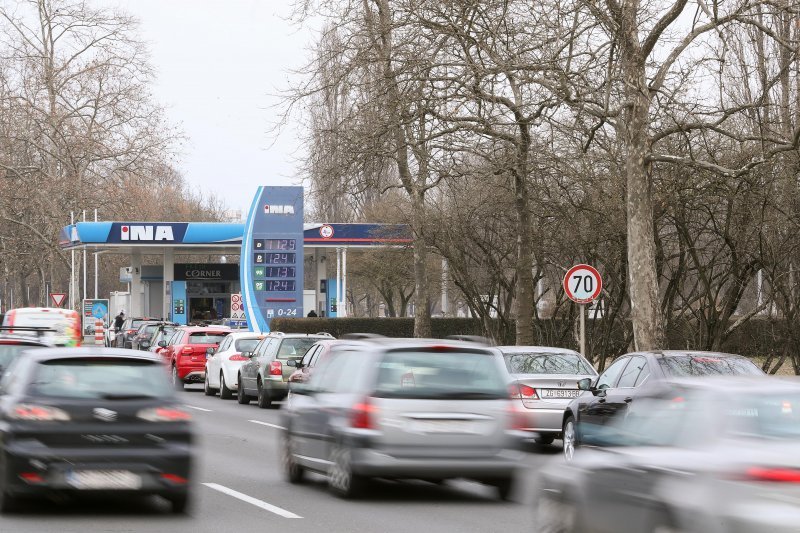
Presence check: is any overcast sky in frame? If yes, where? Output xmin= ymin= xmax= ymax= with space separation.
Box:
xmin=103 ymin=0 xmax=315 ymax=215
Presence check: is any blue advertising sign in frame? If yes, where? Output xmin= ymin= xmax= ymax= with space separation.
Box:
xmin=241 ymin=186 xmax=304 ymax=333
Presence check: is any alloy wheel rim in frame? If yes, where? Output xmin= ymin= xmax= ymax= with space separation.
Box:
xmin=564 ymin=421 xmax=575 ymax=461
xmin=330 ymin=449 xmax=351 ymax=492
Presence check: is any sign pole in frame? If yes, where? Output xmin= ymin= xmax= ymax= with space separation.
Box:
xmin=580 ymin=303 xmax=586 ymax=357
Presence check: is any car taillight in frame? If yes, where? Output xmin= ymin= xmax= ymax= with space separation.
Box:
xmin=137 ymin=407 xmax=192 ymax=422
xmin=746 ymin=467 xmax=800 ymax=483
xmin=126 ymin=329 xmax=137 ymax=335
xmin=269 ymin=360 xmax=282 ymax=376
xmin=509 ymin=383 xmax=538 ymax=399
xmin=229 ymin=353 xmax=248 ymax=362
xmin=508 ymin=403 xmax=527 ymax=431
xmin=351 ymin=397 xmax=378 ymax=429
xmin=9 ymin=404 xmax=71 ymax=421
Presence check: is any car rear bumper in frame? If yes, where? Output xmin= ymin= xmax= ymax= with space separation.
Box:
xmin=179 ymin=368 xmax=205 ymax=382
xmin=265 ymin=376 xmax=289 ymax=398
xmin=2 ymin=442 xmax=193 ymax=497
xmin=350 ymin=448 xmax=522 ymax=479
xmin=517 ymin=406 xmax=566 ymax=434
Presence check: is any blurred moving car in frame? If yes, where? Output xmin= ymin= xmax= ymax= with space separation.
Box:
xmin=281 ymin=339 xmax=524 ymax=499
xmin=536 ymin=377 xmax=800 ymax=533
xmin=0 ymin=328 xmax=52 ymax=377
xmin=204 ymin=331 xmax=264 ymax=399
xmin=159 ymin=326 xmax=230 ymax=390
xmin=286 ymin=339 xmax=342 ymax=384
xmin=238 ymin=332 xmax=334 ymax=408
xmin=114 ymin=316 xmax=159 ymax=349
xmin=2 ymin=308 xmax=82 ymax=347
xmin=562 ymin=350 xmax=764 ymax=461
xmin=0 ymin=348 xmax=193 ymax=513
xmin=497 ymin=346 xmax=597 ymax=445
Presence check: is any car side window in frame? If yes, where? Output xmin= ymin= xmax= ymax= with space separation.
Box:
xmin=315 ymin=352 xmax=349 ymax=392
xmin=265 ymin=338 xmax=281 ymax=358
xmin=168 ymin=331 xmax=182 ymax=346
xmin=218 ymin=337 xmax=231 ymax=352
xmin=616 ymin=356 xmax=646 ymax=388
xmin=634 ymin=362 xmax=651 ymax=387
xmin=301 ymin=345 xmax=318 ymax=366
xmin=596 ymin=357 xmax=629 ymax=389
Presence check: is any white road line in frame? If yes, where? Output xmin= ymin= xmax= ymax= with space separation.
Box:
xmin=184 ymin=405 xmax=212 ymax=412
xmin=248 ymin=419 xmax=285 ymax=430
xmin=203 ymin=483 xmax=302 ymax=519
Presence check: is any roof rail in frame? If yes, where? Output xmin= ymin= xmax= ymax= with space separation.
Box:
xmin=270 ymin=331 xmax=285 ymax=336
xmin=316 ymin=331 xmax=335 ymax=337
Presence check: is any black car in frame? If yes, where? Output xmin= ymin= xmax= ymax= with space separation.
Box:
xmin=561 ymin=350 xmax=764 ymax=460
xmin=0 ymin=348 xmax=193 ymax=513
xmin=114 ymin=317 xmax=159 ymax=348
xmin=131 ymin=322 xmax=177 ymax=351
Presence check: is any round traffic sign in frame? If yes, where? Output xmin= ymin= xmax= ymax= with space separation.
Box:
xmin=563 ymin=264 xmax=602 ymax=304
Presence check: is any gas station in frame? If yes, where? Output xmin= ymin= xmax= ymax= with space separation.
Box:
xmin=59 ymin=186 xmax=411 ymax=331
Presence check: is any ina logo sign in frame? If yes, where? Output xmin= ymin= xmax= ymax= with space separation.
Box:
xmin=121 ymin=225 xmax=175 ymax=241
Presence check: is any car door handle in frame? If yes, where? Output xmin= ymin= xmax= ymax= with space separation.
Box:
xmin=624 ymin=397 xmax=633 ymax=403
xmin=598 ymin=398 xmax=606 ymax=403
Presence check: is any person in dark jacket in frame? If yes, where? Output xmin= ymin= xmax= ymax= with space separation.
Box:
xmin=307 ymin=310 xmax=318 ymax=317
xmin=113 ymin=311 xmax=125 ymax=332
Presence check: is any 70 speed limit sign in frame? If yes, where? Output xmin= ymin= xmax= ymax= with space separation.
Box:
xmin=563 ymin=264 xmax=602 ymax=304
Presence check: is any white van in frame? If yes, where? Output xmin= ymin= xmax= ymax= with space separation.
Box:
xmin=2 ymin=307 xmax=82 ymax=347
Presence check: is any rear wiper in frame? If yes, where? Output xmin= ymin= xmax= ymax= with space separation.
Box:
xmin=98 ymin=393 xmax=158 ymax=400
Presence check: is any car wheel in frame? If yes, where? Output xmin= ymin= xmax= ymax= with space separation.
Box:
xmin=257 ymin=378 xmax=272 ymax=409
xmin=328 ymin=445 xmax=365 ymax=499
xmin=171 ymin=365 xmax=184 ymax=391
xmin=203 ymin=372 xmax=216 ymax=396
xmin=562 ymin=416 xmax=577 ymax=462
xmin=535 ymin=435 xmax=555 ymax=446
xmin=237 ymin=375 xmax=250 ymax=405
xmin=492 ymin=476 xmax=515 ymax=501
xmin=282 ymin=432 xmax=305 ymax=484
xmin=219 ymin=373 xmax=233 ymax=400
xmin=167 ymin=492 xmax=190 ymax=514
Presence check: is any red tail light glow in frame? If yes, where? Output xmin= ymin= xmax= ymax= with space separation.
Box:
xmin=126 ymin=329 xmax=137 ymax=335
xmin=746 ymin=467 xmax=800 ymax=483
xmin=19 ymin=472 xmax=44 ymax=484
xmin=160 ymin=473 xmax=188 ymax=484
xmin=10 ymin=404 xmax=70 ymax=421
xmin=137 ymin=407 xmax=192 ymax=422
xmin=229 ymin=353 xmax=248 ymax=362
xmin=269 ymin=360 xmax=282 ymax=376
xmin=509 ymin=383 xmax=538 ymax=399
xmin=508 ymin=403 xmax=528 ymax=431
xmin=351 ymin=397 xmax=378 ymax=429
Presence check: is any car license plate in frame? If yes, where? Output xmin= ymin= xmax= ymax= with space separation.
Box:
xmin=540 ymin=389 xmax=580 ymax=399
xmin=66 ymin=470 xmax=141 ymax=490
xmin=412 ymin=420 xmax=478 ymax=434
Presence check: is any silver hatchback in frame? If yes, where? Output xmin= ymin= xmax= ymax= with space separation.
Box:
xmin=281 ymin=339 xmax=525 ymax=499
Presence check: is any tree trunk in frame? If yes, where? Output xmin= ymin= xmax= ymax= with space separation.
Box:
xmin=411 ymin=189 xmax=431 ymax=337
xmin=513 ymin=136 xmax=534 ymax=345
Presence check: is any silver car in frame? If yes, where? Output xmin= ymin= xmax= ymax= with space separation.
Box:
xmin=281 ymin=338 xmax=525 ymax=499
xmin=497 ymin=346 xmax=597 ymax=444
xmin=536 ymin=377 xmax=800 ymax=533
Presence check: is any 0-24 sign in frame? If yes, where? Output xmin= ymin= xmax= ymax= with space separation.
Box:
xmin=563 ymin=264 xmax=602 ymax=304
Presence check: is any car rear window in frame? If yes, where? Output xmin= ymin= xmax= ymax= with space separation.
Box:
xmin=374 ymin=350 xmax=508 ymax=399
xmin=276 ymin=338 xmax=319 ymax=359
xmin=235 ymin=339 xmax=260 ymax=352
xmin=141 ymin=324 xmax=159 ymax=335
xmin=658 ymin=356 xmax=763 ymax=377
xmin=188 ymin=332 xmax=228 ymax=344
xmin=29 ymin=358 xmax=172 ymax=399
xmin=504 ymin=352 xmax=594 ymax=375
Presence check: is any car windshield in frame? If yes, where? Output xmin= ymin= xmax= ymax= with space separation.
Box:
xmin=276 ymin=338 xmax=320 ymax=359
xmin=503 ymin=351 xmax=594 ymax=375
xmin=28 ymin=358 xmax=172 ymax=399
xmin=188 ymin=332 xmax=228 ymax=344
xmin=659 ymin=356 xmax=763 ymax=377
xmin=235 ymin=338 xmax=260 ymax=352
xmin=374 ymin=350 xmax=508 ymax=399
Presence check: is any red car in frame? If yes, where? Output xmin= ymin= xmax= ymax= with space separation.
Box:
xmin=159 ymin=326 xmax=230 ymax=390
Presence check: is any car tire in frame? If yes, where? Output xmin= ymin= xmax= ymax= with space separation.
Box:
xmin=492 ymin=476 xmax=515 ymax=501
xmin=282 ymin=432 xmax=305 ymax=484
xmin=167 ymin=492 xmax=190 ymax=514
xmin=237 ymin=375 xmax=250 ymax=405
xmin=257 ymin=378 xmax=272 ymax=409
xmin=219 ymin=373 xmax=233 ymax=400
xmin=535 ymin=435 xmax=555 ymax=446
xmin=328 ymin=445 xmax=366 ymax=499
xmin=562 ymin=416 xmax=577 ymax=462
xmin=203 ymin=373 xmax=216 ymax=396
xmin=171 ymin=365 xmax=184 ymax=391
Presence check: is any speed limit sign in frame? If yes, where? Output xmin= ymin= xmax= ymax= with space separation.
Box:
xmin=563 ymin=264 xmax=602 ymax=304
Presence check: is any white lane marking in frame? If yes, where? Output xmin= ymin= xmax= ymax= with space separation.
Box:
xmin=184 ymin=405 xmax=212 ymax=412
xmin=248 ymin=419 xmax=285 ymax=430
xmin=203 ymin=483 xmax=302 ymax=518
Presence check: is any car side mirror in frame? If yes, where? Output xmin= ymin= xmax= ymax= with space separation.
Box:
xmin=206 ymin=347 xmax=216 ymax=356
xmin=242 ymin=351 xmax=253 ymax=358
xmin=141 ymin=341 xmax=150 ymax=349
xmin=158 ymin=341 xmax=167 ymax=348
xmin=577 ymin=378 xmax=592 ymax=391
xmin=286 ymin=359 xmax=298 ymax=367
